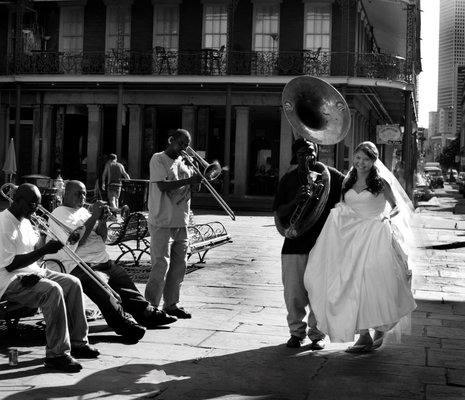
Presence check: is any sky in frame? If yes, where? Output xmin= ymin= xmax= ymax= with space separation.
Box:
xmin=417 ymin=0 xmax=440 ymax=128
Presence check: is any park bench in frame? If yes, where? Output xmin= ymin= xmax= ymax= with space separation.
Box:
xmin=0 ymin=260 xmax=66 ymax=335
xmin=106 ymin=212 xmax=232 ymax=266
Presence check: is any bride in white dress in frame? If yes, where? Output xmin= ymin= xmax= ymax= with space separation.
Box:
xmin=303 ymin=141 xmax=416 ymax=352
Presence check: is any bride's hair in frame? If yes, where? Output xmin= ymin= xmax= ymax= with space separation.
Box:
xmin=342 ymin=141 xmax=385 ymax=199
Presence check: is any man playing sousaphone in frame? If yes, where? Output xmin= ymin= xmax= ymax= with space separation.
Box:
xmin=274 ymin=139 xmax=345 ymax=349
xmin=274 ymin=75 xmax=350 ymax=349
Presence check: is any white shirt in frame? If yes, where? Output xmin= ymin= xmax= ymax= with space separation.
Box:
xmin=47 ymin=206 xmax=109 ymax=273
xmin=148 ymin=152 xmax=192 ymax=227
xmin=0 ymin=210 xmax=45 ymax=299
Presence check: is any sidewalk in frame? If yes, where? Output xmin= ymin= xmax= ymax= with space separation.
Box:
xmin=1 ymin=194 xmax=465 ymax=399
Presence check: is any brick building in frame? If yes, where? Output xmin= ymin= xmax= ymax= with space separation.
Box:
xmin=0 ymin=0 xmax=421 ymax=209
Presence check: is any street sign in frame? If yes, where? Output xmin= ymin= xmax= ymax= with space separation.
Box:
xmin=376 ymin=124 xmax=403 ymax=145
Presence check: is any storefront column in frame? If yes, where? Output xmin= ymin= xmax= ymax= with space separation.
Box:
xmin=182 ymin=106 xmax=196 ymax=146
xmin=0 ymin=104 xmax=7 ymax=173
xmin=128 ymin=104 xmax=143 ymax=178
xmin=41 ymin=105 xmax=53 ymax=176
xmin=55 ymin=106 xmax=66 ymax=175
xmin=32 ymin=105 xmax=41 ymax=173
xmin=87 ymin=105 xmax=102 ymax=185
xmin=279 ymin=107 xmax=293 ymax=178
xmin=233 ymin=106 xmax=250 ymax=196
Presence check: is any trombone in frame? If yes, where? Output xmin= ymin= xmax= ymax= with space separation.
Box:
xmin=181 ymin=147 xmax=235 ymax=221
xmin=1 ymin=183 xmax=121 ymax=302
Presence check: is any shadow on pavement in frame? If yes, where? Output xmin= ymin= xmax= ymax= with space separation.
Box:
xmin=424 ymin=241 xmax=465 ymax=250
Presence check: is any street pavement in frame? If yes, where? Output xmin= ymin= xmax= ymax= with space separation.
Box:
xmin=1 ymin=184 xmax=465 ymax=399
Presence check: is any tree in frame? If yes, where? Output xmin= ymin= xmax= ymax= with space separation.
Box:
xmin=437 ymin=138 xmax=459 ymax=170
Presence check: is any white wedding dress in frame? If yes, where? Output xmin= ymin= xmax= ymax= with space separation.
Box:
xmin=303 ymin=188 xmax=416 ymax=343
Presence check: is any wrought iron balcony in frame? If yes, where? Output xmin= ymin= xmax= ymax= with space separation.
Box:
xmin=4 ymin=50 xmax=412 ymax=83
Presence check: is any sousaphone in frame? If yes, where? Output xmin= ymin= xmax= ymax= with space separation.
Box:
xmin=275 ymin=76 xmax=351 ymax=238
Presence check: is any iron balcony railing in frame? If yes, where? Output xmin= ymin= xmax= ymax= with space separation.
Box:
xmin=4 ymin=50 xmax=412 ymax=83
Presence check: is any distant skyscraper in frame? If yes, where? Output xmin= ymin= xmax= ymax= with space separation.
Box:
xmin=438 ymin=0 xmax=465 ymax=137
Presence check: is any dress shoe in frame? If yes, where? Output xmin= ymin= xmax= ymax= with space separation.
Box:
xmin=114 ymin=318 xmax=146 ymax=342
xmin=286 ymin=335 xmax=304 ymax=348
xmin=71 ymin=344 xmax=100 ymax=359
xmin=44 ymin=354 xmax=82 ymax=372
xmin=164 ymin=307 xmax=191 ymax=319
xmin=136 ymin=308 xmax=177 ymax=328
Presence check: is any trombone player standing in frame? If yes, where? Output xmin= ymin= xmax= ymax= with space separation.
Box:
xmin=145 ymin=129 xmax=202 ymax=319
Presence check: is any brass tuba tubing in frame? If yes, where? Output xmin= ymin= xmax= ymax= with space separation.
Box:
xmin=1 ymin=183 xmax=121 ymax=302
xmin=180 ymin=150 xmax=236 ymax=221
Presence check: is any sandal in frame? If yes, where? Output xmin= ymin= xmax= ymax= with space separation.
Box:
xmin=371 ymin=332 xmax=385 ymax=350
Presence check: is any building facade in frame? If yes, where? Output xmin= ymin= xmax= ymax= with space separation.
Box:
xmin=0 ymin=0 xmax=421 ymax=209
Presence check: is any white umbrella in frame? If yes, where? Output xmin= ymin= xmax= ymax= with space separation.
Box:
xmin=2 ymin=138 xmax=17 ymax=183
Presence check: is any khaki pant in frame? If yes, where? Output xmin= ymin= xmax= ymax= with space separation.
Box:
xmin=282 ymin=254 xmax=318 ymax=339
xmin=2 ymin=269 xmax=88 ymax=358
xmin=145 ymin=225 xmax=189 ymax=309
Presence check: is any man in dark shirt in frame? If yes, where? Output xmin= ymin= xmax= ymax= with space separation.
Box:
xmin=273 ymin=138 xmax=345 ymax=348
xmin=102 ymin=154 xmax=130 ymax=210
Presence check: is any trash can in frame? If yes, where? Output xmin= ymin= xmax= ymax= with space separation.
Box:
xmin=121 ymin=179 xmax=149 ymax=212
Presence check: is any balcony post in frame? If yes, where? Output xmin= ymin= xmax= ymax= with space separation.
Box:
xmin=14 ymin=84 xmax=21 ymax=166
xmin=87 ymin=105 xmax=102 ymax=185
xmin=233 ymin=106 xmax=250 ymax=196
xmin=41 ymin=105 xmax=53 ymax=176
xmin=279 ymin=107 xmax=292 ymax=178
xmin=223 ymin=84 xmax=232 ymax=196
xmin=116 ymin=84 xmax=123 ymax=156
xmin=0 ymin=104 xmax=7 ymax=174
xmin=402 ymin=91 xmax=414 ymax=199
xmin=128 ymin=105 xmax=143 ymax=178
xmin=182 ymin=105 xmax=196 ymax=146
xmin=54 ymin=106 xmax=66 ymax=176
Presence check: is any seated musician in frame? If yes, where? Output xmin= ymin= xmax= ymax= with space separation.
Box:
xmin=46 ymin=180 xmax=177 ymax=343
xmin=0 ymin=184 xmax=99 ymax=372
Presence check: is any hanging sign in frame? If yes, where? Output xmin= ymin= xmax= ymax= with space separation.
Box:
xmin=376 ymin=124 xmax=403 ymax=145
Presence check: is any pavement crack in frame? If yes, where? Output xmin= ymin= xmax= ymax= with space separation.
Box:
xmin=308 ymin=356 xmax=329 ymax=382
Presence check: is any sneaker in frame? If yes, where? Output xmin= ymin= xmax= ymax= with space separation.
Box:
xmin=307 ymin=327 xmax=325 ymax=342
xmin=114 ymin=318 xmax=146 ymax=342
xmin=136 ymin=308 xmax=177 ymax=328
xmin=308 ymin=327 xmax=326 ymax=350
xmin=164 ymin=307 xmax=191 ymax=319
xmin=44 ymin=354 xmax=82 ymax=373
xmin=71 ymin=344 xmax=100 ymax=359
xmin=286 ymin=335 xmax=304 ymax=348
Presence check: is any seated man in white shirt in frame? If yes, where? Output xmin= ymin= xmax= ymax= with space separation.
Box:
xmin=46 ymin=180 xmax=176 ymax=343
xmin=0 ymin=184 xmax=99 ymax=373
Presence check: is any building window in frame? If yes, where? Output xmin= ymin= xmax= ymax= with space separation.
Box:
xmin=303 ymin=3 xmax=331 ymax=52
xmin=105 ymin=5 xmax=131 ymax=52
xmin=202 ymin=3 xmax=228 ymax=49
xmin=153 ymin=3 xmax=179 ymax=50
xmin=59 ymin=6 xmax=84 ymax=53
xmin=252 ymin=2 xmax=279 ymax=52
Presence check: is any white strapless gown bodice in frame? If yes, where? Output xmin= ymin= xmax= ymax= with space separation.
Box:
xmin=303 ymin=189 xmax=416 ymax=342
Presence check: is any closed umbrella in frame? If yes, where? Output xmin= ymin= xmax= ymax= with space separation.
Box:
xmin=2 ymin=138 xmax=17 ymax=183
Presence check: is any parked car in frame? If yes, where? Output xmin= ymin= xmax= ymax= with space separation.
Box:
xmin=446 ymin=168 xmax=459 ymax=182
xmin=457 ymin=172 xmax=465 ymax=195
xmin=424 ymin=166 xmax=444 ymax=188
xmin=413 ymin=173 xmax=434 ymax=206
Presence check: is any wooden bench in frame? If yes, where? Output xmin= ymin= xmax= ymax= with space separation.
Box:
xmin=106 ymin=212 xmax=232 ymax=266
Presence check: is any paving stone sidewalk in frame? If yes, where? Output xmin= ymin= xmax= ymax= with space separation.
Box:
xmin=1 ymin=190 xmax=465 ymax=399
